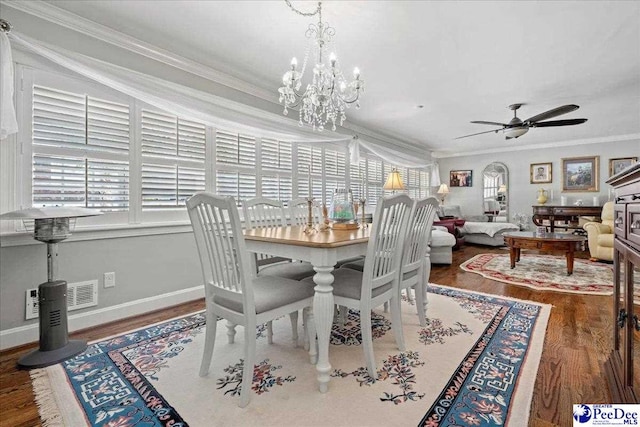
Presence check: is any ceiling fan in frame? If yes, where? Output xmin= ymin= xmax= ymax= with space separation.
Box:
xmin=455 ymin=103 xmax=588 ymax=140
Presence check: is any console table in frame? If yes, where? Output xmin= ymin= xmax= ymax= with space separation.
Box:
xmin=532 ymin=205 xmax=602 ymax=232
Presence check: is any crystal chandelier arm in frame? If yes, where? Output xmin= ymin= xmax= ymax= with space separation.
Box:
xmin=285 ymin=0 xmax=322 ymax=17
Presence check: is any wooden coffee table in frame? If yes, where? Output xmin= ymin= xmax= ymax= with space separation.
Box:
xmin=503 ymin=231 xmax=586 ymax=275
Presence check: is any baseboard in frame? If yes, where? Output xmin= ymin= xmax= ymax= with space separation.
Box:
xmin=0 ymin=285 xmax=204 ymax=350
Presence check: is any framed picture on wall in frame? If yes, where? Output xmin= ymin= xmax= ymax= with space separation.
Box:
xmin=562 ymin=156 xmax=599 ymax=192
xmin=530 ymin=162 xmax=552 ymax=184
xmin=609 ymin=157 xmax=637 ymax=177
xmin=450 ymin=170 xmax=472 ymax=187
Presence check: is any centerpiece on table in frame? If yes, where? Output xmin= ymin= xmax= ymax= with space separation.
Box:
xmin=328 ymin=188 xmax=358 ymax=230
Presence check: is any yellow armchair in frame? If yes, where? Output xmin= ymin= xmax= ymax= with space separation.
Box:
xmin=582 ymin=201 xmax=614 ymax=261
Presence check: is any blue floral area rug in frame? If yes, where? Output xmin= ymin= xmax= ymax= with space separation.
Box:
xmin=30 ymin=284 xmax=550 ymax=427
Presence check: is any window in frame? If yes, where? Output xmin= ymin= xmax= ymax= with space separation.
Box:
xmin=407 ymin=169 xmax=430 ymax=199
xmin=10 ymin=64 xmax=426 ymax=236
xmin=324 ymin=148 xmax=346 ymax=204
xmin=215 ymin=130 xmax=257 ymax=203
xmin=140 ymin=110 xmax=206 ymax=208
xmin=31 ymin=85 xmax=130 ymax=212
xmin=261 ymin=138 xmax=292 ymax=201
xmin=350 ymin=159 xmax=366 ymax=201
xmin=297 ymin=144 xmax=323 ymax=201
xmin=366 ymin=158 xmax=383 ymax=205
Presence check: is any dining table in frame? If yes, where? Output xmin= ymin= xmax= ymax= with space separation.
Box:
xmin=243 ymin=224 xmax=370 ymax=393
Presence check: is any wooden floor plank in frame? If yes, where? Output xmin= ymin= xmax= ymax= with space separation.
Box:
xmin=0 ymin=245 xmax=634 ymax=426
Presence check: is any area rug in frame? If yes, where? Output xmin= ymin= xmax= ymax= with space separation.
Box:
xmin=460 ymin=253 xmax=639 ymax=304
xmin=30 ymin=285 xmax=550 ymax=427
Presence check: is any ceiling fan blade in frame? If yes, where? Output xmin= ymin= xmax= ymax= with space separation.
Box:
xmin=524 ymin=104 xmax=579 ymax=123
xmin=454 ymin=128 xmax=503 ymax=140
xmin=470 ymin=120 xmax=509 ymax=126
xmin=531 ymin=118 xmax=588 ymax=127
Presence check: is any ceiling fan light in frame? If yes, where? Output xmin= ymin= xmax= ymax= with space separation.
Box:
xmin=504 ymin=126 xmax=528 ymax=139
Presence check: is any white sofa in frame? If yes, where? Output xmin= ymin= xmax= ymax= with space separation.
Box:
xmin=438 ymin=205 xmax=519 ymax=247
xmin=430 ymin=226 xmax=456 ymax=264
xmin=459 ymin=222 xmax=519 ymax=246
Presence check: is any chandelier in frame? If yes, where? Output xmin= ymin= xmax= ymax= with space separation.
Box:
xmin=278 ymin=1 xmax=364 ymax=131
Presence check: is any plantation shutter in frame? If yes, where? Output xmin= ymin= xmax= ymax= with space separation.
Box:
xmin=214 ymin=130 xmax=257 ymax=204
xmin=261 ymin=139 xmax=292 ymax=202
xmin=262 ymin=175 xmax=293 ymax=201
xmin=32 ymin=85 xmax=130 ymax=211
xmin=420 ymin=171 xmax=430 ymax=198
xmin=215 ymin=130 xmax=256 ymax=166
xmin=298 ymin=145 xmax=322 ymax=175
xmin=140 ymin=110 xmax=206 ymax=209
xmin=367 ymin=158 xmax=383 ymax=205
xmin=324 ymin=149 xmax=346 ymax=203
xmin=261 ymin=138 xmax=292 ymax=171
xmin=350 ymin=159 xmax=366 ymax=200
xmin=408 ymin=169 xmax=419 ymax=199
xmin=215 ymin=171 xmax=256 ymax=203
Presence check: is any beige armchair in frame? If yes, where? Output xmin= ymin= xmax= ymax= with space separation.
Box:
xmin=583 ymin=202 xmax=614 ymax=261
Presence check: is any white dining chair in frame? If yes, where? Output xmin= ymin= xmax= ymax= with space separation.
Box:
xmin=243 ymin=197 xmax=316 ymax=345
xmin=304 ymin=194 xmax=413 ymax=379
xmin=186 ymin=192 xmax=316 ymax=408
xmin=243 ymin=197 xmax=316 ymax=280
xmin=397 ymin=197 xmax=439 ymax=327
xmin=288 ymin=197 xmax=322 ymax=227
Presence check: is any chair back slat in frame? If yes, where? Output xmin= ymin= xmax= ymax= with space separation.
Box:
xmin=243 ymin=197 xmax=287 ymax=229
xmin=402 ymin=197 xmax=439 ymax=274
xmin=362 ymin=195 xmax=413 ymax=296
xmin=243 ymin=197 xmax=288 ymax=267
xmin=187 ymin=193 xmax=253 ymax=308
xmin=289 ymin=198 xmax=322 ymax=226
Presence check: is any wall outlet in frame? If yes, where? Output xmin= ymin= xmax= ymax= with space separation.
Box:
xmin=104 ymin=272 xmax=116 ymax=288
xmin=25 ymin=288 xmax=39 ymax=320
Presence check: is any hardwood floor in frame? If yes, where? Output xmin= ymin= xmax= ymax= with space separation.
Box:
xmin=0 ymin=245 xmax=635 ymax=426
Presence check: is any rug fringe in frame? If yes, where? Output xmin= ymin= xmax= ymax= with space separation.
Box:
xmin=30 ymin=368 xmax=64 ymax=427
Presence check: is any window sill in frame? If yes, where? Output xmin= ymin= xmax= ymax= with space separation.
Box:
xmin=0 ymin=221 xmax=193 ymax=247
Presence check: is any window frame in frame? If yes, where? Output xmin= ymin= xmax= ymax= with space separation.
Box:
xmin=2 ymin=59 xmax=429 ymax=244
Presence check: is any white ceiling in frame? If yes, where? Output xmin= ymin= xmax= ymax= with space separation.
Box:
xmin=35 ymin=1 xmax=640 ymax=156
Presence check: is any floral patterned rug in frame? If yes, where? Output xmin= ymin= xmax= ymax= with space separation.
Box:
xmin=30 ymin=285 xmax=550 ymax=427
xmin=460 ymin=253 xmax=638 ymax=304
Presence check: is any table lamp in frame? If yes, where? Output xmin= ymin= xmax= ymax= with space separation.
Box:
xmin=383 ymin=168 xmax=405 ymax=193
xmin=0 ymin=207 xmax=101 ymax=368
xmin=437 ymin=184 xmax=450 ymax=205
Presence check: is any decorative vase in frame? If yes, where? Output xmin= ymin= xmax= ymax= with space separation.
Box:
xmin=537 ymin=188 xmax=548 ymax=205
xmin=329 ymin=189 xmax=357 ymax=229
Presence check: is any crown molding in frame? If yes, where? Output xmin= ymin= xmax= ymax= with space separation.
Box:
xmin=2 ymin=0 xmax=435 ymax=156
xmin=432 ymin=133 xmax=640 ymax=158
xmin=2 ymin=0 xmax=277 ymax=103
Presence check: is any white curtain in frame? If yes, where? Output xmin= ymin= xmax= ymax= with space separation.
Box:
xmin=3 ymin=31 xmax=436 ymax=171
xmin=348 ymin=136 xmax=438 ymax=180
xmin=0 ymin=32 xmax=18 ymax=140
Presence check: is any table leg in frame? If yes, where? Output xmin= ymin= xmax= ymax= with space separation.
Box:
xmin=311 ymin=265 xmax=335 ymax=393
xmin=509 ymin=246 xmax=516 ymax=269
xmin=516 ymin=248 xmax=521 ymax=262
xmin=566 ymin=247 xmax=575 ymax=275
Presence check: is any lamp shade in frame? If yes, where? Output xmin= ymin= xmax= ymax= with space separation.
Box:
xmin=498 ymin=185 xmax=507 ymax=193
xmin=437 ymin=184 xmax=450 ymax=195
xmin=383 ymin=168 xmax=405 ymax=191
